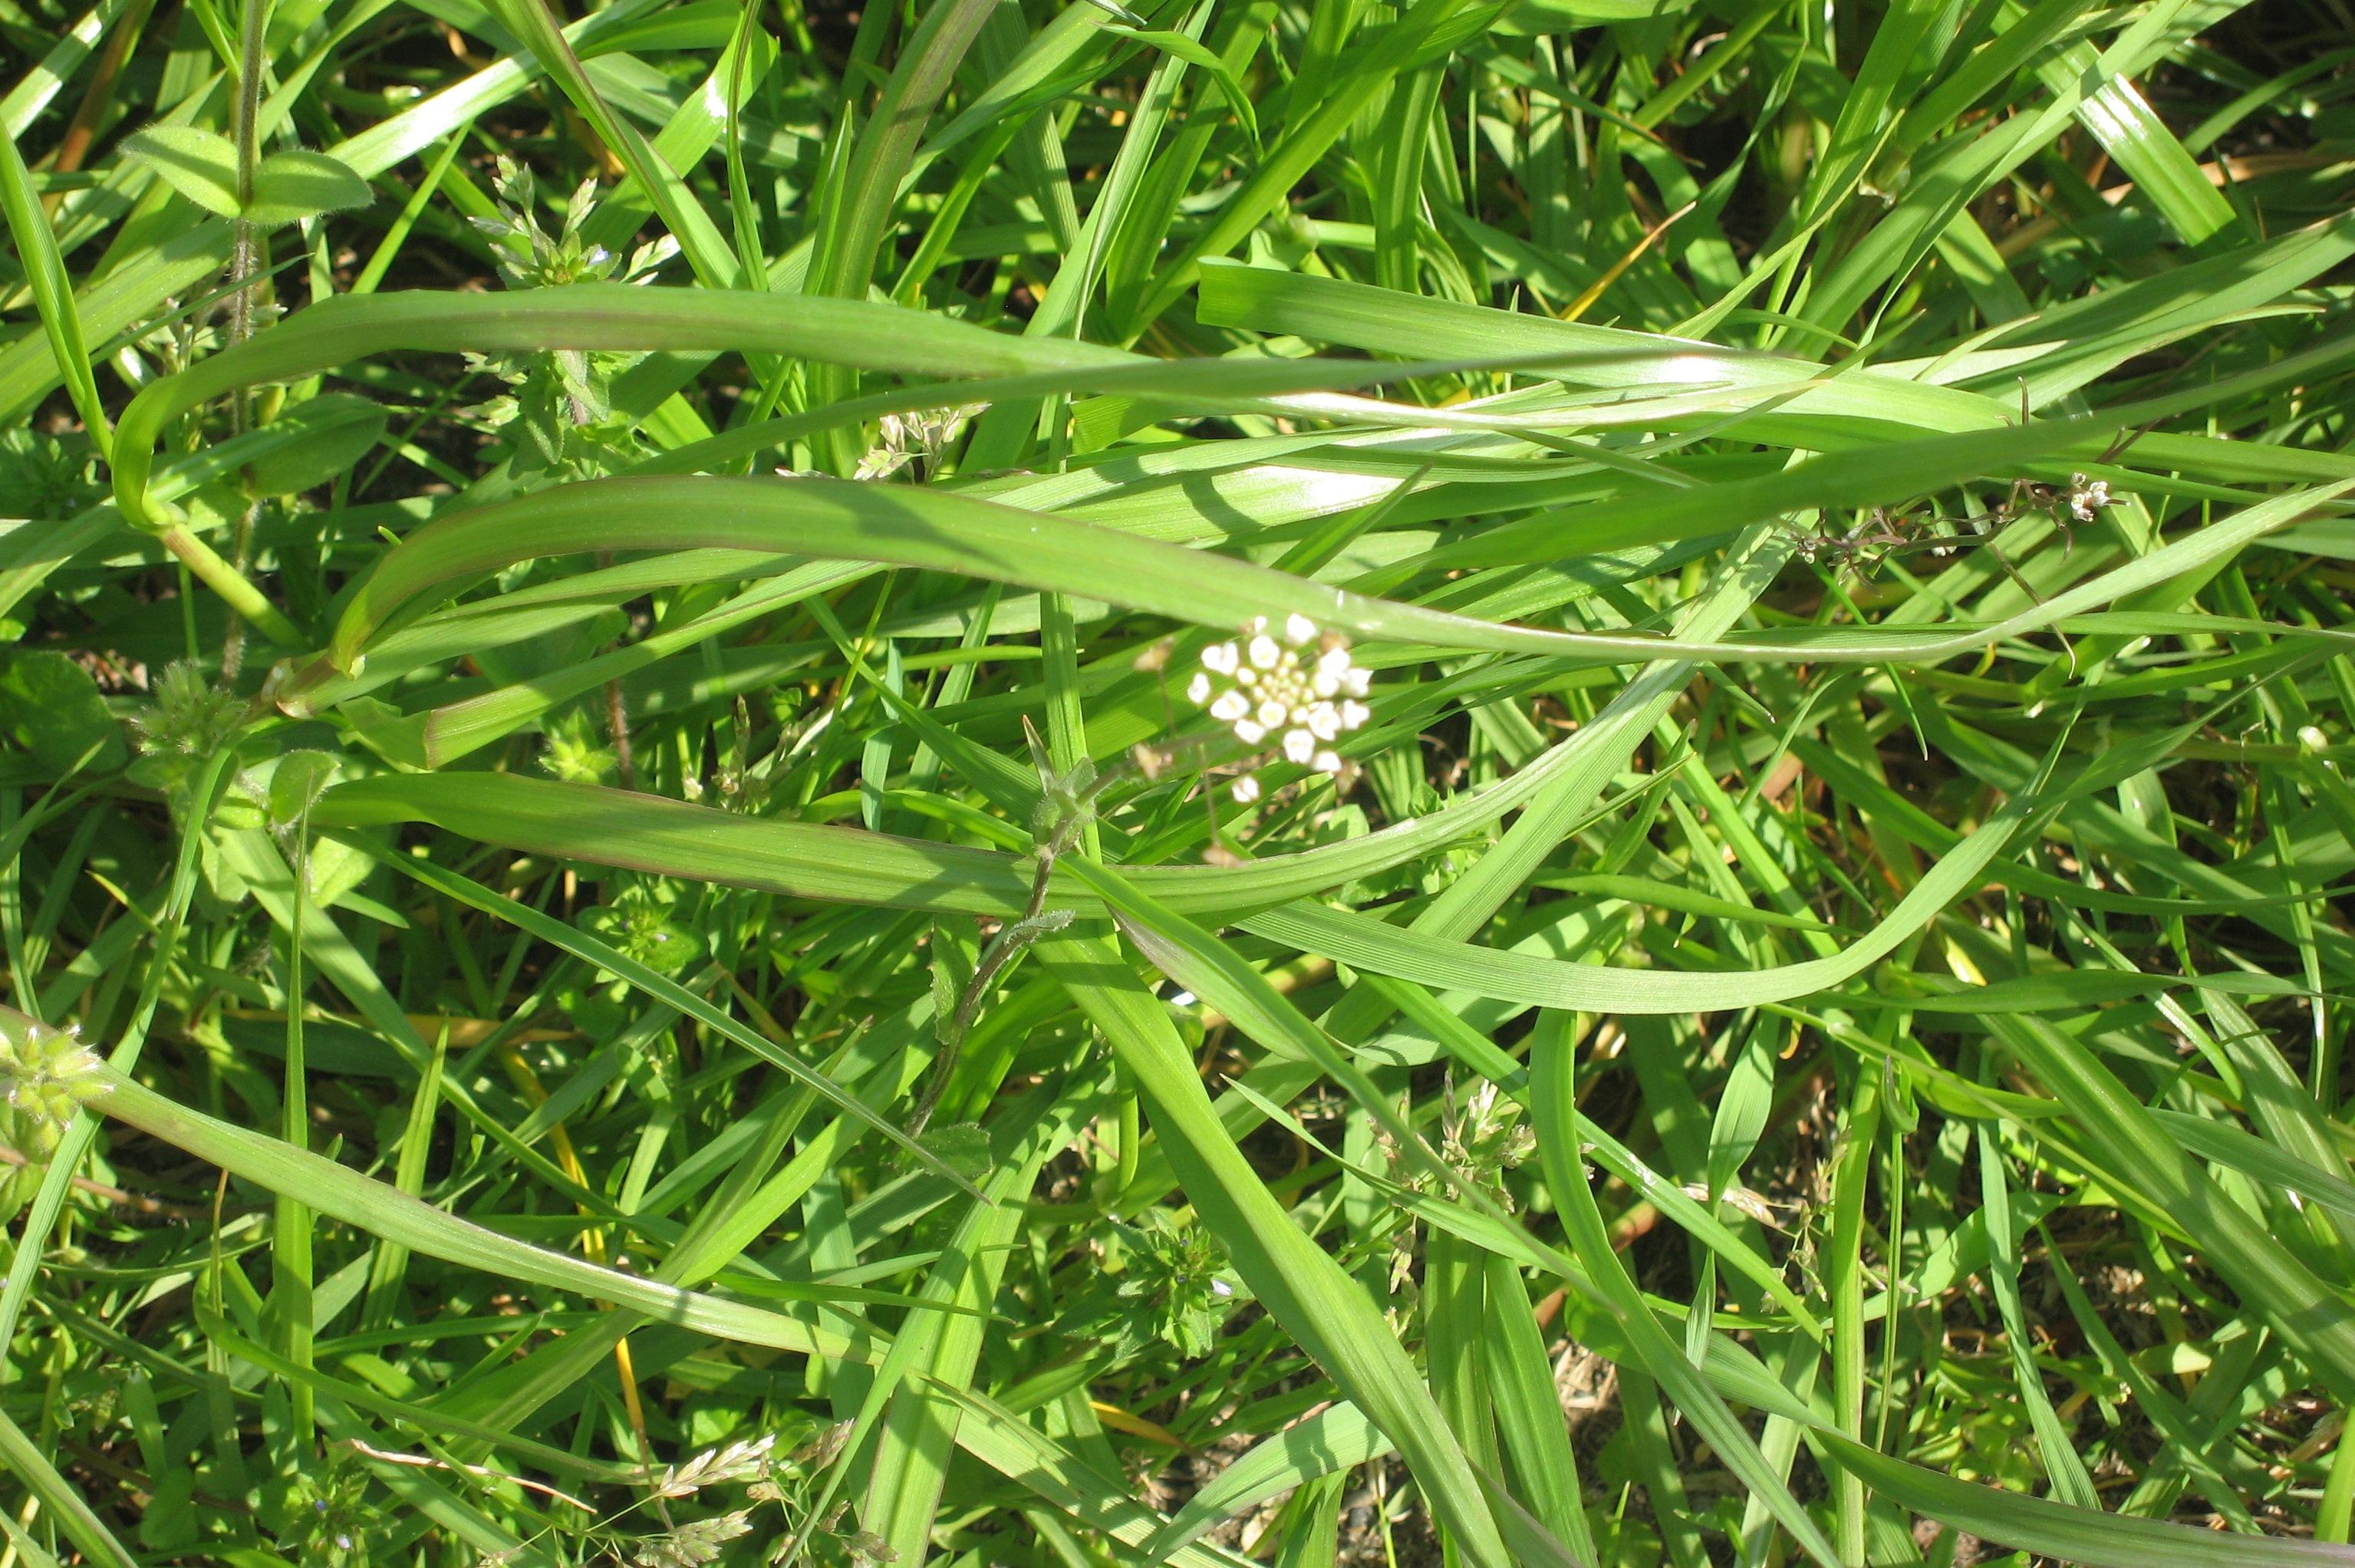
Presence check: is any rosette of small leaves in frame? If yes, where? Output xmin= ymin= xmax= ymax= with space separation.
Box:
xmin=0 ymin=428 xmax=104 ymax=522
xmin=1110 ymin=1207 xmax=1243 ymax=1359
xmin=554 ymin=881 xmax=706 ymax=1037
xmin=540 ymin=705 xmax=618 ymax=786
xmin=469 ymin=159 xmax=672 ymax=292
xmin=466 ymin=157 xmax=678 ymax=481
xmin=267 ymin=1458 xmax=371 ymax=1566
xmin=582 ymin=883 xmax=705 ymax=979
xmin=0 ymin=1010 xmax=108 ymax=1158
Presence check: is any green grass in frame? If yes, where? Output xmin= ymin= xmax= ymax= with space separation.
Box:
xmin=2 ymin=0 xmax=2354 ymax=1563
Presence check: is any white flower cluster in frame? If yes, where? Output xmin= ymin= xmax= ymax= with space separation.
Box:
xmin=2065 ymin=473 xmax=2111 ymax=522
xmin=1186 ymin=614 xmax=1370 ymax=802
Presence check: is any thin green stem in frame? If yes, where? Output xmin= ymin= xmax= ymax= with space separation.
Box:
xmin=160 ymin=525 xmax=305 ymax=649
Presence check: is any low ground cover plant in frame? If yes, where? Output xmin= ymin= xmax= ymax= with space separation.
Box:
xmin=2 ymin=0 xmax=2354 ymax=1563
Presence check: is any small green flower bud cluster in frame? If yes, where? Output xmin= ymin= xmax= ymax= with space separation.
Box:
xmin=0 ymin=1013 xmax=107 ymax=1158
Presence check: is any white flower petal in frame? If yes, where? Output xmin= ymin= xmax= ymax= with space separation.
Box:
xmin=1202 ymin=642 xmax=1238 ymax=674
xmin=1340 ymin=699 xmax=1371 ymax=730
xmin=1313 ymin=749 xmax=1342 ymax=773
xmin=1283 ymin=728 xmax=1316 ymax=763
xmin=1284 ymin=613 xmax=1317 ymax=644
xmin=1248 ymin=635 xmax=1281 ymax=670
xmin=1319 ymin=646 xmax=1354 ymax=676
xmin=1313 ymin=670 xmax=1339 ymax=698
xmin=1341 ymin=669 xmax=1371 ymax=698
xmin=1185 ymin=672 xmax=1212 ymax=704
xmin=1230 ymin=775 xmax=1261 ymax=803
xmin=1307 ymin=703 xmax=1339 ymax=740
xmin=1210 ymin=690 xmax=1250 ymax=721
xmin=1257 ymin=700 xmax=1287 ymax=728
xmin=1233 ymin=719 xmax=1265 ymax=743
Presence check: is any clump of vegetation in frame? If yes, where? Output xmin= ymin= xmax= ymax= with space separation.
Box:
xmin=2 ymin=0 xmax=2353 ymax=1563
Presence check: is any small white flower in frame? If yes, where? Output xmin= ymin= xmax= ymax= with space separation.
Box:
xmin=1256 ymin=699 xmax=1287 ymax=729
xmin=1306 ymin=704 xmax=1339 ymax=741
xmin=1248 ymin=635 xmax=1281 ymax=669
xmin=1231 ymin=776 xmax=1261 ymax=803
xmin=1202 ymin=642 xmax=1238 ymax=675
xmin=1340 ymin=698 xmax=1371 ymax=729
xmin=1313 ymin=749 xmax=1342 ymax=773
xmin=1233 ymin=719 xmax=1266 ymax=743
xmin=1283 ymin=729 xmax=1316 ymax=764
xmin=1284 ymin=613 xmax=1317 ymax=644
xmin=1210 ymin=690 xmax=1250 ymax=723
xmin=1185 ymin=671 xmax=1211 ymax=704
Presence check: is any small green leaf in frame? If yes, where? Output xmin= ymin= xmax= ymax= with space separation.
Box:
xmin=915 ymin=1121 xmax=992 ymax=1182
xmin=0 ymin=651 xmax=124 ymax=774
xmin=240 ymin=393 xmax=387 ymax=496
xmin=266 ymin=750 xmax=340 ymax=829
xmin=245 ymin=148 xmax=373 ymax=226
xmin=1105 ymin=26 xmax=1260 ymax=147
xmin=118 ymin=125 xmax=242 ymax=218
